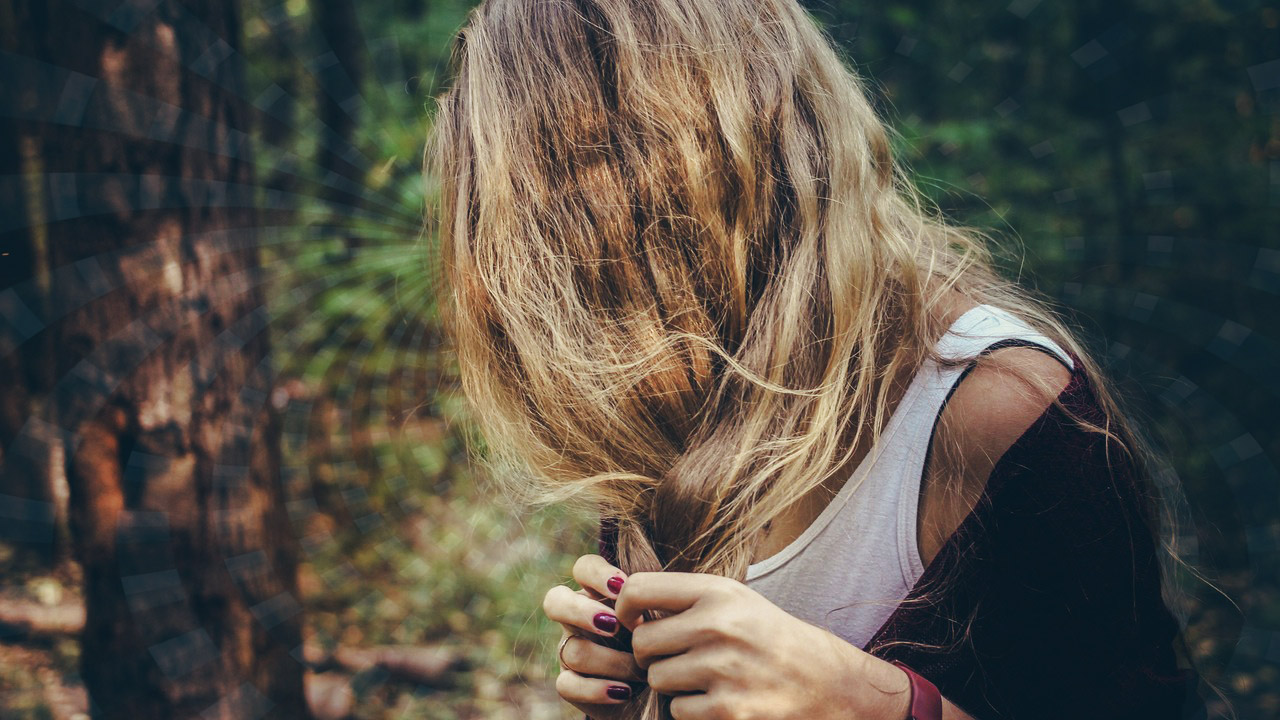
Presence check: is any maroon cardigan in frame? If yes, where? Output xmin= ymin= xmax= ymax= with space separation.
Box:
xmin=597 ymin=360 xmax=1206 ymax=719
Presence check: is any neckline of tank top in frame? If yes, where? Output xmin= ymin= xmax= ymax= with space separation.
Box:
xmin=743 ymin=303 xmax=1070 ymax=580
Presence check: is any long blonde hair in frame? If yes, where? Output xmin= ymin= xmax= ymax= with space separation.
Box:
xmin=426 ymin=0 xmax=1184 ymax=715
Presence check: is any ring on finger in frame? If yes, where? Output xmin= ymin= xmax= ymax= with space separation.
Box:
xmin=557 ymin=634 xmax=573 ymax=669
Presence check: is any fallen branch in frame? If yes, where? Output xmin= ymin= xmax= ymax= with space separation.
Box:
xmin=0 ymin=599 xmax=85 ymax=639
xmin=305 ymin=642 xmax=466 ymax=687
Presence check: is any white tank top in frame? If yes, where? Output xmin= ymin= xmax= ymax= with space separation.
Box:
xmin=743 ymin=304 xmax=1074 ymax=649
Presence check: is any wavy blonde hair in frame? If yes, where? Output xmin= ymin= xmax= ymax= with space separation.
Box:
xmin=426 ymin=0 xmax=1186 ymax=716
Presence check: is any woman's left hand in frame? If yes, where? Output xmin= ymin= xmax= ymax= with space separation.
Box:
xmin=613 ymin=571 xmax=913 ymax=720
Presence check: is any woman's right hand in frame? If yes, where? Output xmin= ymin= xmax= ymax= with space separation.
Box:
xmin=543 ymin=554 xmax=646 ymax=719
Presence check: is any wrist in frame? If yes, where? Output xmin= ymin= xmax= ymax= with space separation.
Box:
xmin=874 ymin=657 xmax=914 ymax=720
xmin=822 ymin=635 xmax=912 ymax=720
xmin=890 ymin=670 xmax=913 ymax=720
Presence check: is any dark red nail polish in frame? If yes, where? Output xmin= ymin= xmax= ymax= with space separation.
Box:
xmin=593 ymin=612 xmax=618 ymax=633
xmin=606 ymin=575 xmax=625 ymax=594
xmin=606 ymin=684 xmax=631 ymax=700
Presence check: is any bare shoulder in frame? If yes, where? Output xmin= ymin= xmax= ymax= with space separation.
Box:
xmin=938 ymin=346 xmax=1074 ymax=466
xmin=918 ymin=346 xmax=1074 ymax=565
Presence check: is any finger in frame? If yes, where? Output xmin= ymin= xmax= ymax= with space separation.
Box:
xmin=629 ymin=611 xmax=705 ymax=668
xmin=578 ymin=586 xmax=616 ymax=610
xmin=572 ymin=554 xmax=628 ymax=600
xmin=560 ymin=634 xmax=646 ymax=682
xmin=556 ymin=628 xmax=580 ymax=669
xmin=669 ymin=692 xmax=716 ymax=720
xmin=614 ymin=572 xmax=726 ymax=630
xmin=543 ymin=584 xmax=624 ymax=638
xmin=555 ymin=667 xmax=638 ymax=705
xmin=645 ymin=653 xmax=711 ymax=695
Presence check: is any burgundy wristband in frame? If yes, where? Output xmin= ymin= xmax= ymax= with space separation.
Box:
xmin=890 ymin=660 xmax=943 ymax=720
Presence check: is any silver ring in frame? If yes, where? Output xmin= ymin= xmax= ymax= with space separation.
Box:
xmin=557 ymin=634 xmax=573 ymax=669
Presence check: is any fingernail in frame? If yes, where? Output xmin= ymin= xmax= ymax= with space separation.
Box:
xmin=606 ymin=575 xmax=625 ymax=594
xmin=606 ymin=684 xmax=632 ymax=700
xmin=593 ymin=612 xmax=618 ymax=634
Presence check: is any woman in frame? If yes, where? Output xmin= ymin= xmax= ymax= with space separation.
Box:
xmin=427 ymin=1 xmax=1206 ymax=719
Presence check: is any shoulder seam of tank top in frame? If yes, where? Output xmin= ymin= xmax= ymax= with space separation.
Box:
xmin=744 ymin=303 xmax=1001 ymax=581
xmin=935 ymin=304 xmax=1074 ymax=370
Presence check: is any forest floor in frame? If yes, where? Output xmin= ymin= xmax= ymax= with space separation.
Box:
xmin=0 ymin=475 xmax=590 ymax=720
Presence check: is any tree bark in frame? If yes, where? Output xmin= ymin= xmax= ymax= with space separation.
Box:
xmin=24 ymin=0 xmax=306 ymax=717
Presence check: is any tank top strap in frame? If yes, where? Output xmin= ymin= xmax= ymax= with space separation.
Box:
xmin=886 ymin=304 xmax=1076 ymax=585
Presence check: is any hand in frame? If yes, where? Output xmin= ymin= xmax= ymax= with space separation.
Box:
xmin=543 ymin=554 xmax=647 ymax=719
xmin=613 ymin=572 xmax=915 ymax=720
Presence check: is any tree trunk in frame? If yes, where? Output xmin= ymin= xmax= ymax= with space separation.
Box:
xmin=23 ymin=0 xmax=307 ymax=717
xmin=0 ymin=0 xmax=64 ymax=570
xmin=310 ymin=0 xmax=367 ymax=250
